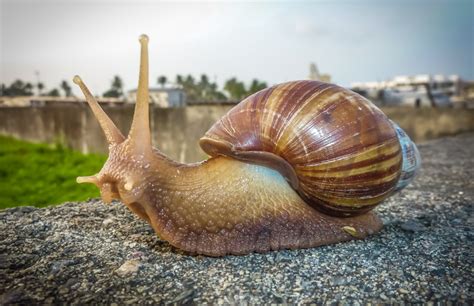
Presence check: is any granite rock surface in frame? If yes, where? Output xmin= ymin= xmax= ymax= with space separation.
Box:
xmin=1 ymin=133 xmax=473 ymax=304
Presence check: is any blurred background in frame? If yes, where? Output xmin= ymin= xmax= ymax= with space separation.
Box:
xmin=1 ymin=0 xmax=473 ymax=208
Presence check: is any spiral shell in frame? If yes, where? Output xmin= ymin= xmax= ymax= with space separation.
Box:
xmin=200 ymin=80 xmax=406 ymax=216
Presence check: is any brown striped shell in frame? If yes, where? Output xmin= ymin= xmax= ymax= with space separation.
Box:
xmin=199 ymin=80 xmax=402 ymax=217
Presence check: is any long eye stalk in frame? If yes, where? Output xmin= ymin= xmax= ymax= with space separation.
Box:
xmin=73 ymin=76 xmax=125 ymax=146
xmin=73 ymin=34 xmax=154 ymax=188
xmin=128 ymin=34 xmax=152 ymax=155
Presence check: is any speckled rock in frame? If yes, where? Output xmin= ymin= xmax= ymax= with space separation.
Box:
xmin=1 ymin=133 xmax=473 ymax=304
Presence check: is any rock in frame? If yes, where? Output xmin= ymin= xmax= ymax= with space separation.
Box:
xmin=400 ymin=220 xmax=426 ymax=232
xmin=10 ymin=206 xmax=37 ymax=214
xmin=58 ymin=286 xmax=70 ymax=295
xmin=431 ymin=268 xmax=446 ymax=277
xmin=51 ymin=259 xmax=78 ymax=274
xmin=331 ymin=276 xmax=347 ymax=286
xmin=0 ymin=133 xmax=473 ymax=304
xmin=170 ymin=288 xmax=195 ymax=304
xmin=102 ymin=218 xmax=115 ymax=226
xmin=0 ymin=289 xmax=31 ymax=304
xmin=115 ymin=260 xmax=141 ymax=276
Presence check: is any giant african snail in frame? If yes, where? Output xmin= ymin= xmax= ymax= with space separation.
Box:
xmin=74 ymin=35 xmax=421 ymax=256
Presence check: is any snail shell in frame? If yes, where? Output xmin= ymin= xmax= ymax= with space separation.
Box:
xmin=200 ymin=80 xmax=420 ymax=217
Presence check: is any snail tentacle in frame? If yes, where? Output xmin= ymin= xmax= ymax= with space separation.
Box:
xmin=73 ymin=76 xmax=125 ymax=145
xmin=128 ymin=34 xmax=153 ymax=156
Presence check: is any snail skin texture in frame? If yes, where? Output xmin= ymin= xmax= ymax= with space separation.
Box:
xmin=74 ymin=35 xmax=421 ymax=256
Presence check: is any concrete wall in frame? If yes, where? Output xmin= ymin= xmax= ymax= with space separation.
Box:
xmin=0 ymin=104 xmax=232 ymax=162
xmin=0 ymin=104 xmax=473 ymax=163
xmin=383 ymin=107 xmax=474 ymax=143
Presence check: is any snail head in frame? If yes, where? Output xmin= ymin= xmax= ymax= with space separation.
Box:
xmin=74 ymin=34 xmax=154 ymax=205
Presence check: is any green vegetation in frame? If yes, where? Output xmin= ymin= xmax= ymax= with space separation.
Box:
xmin=172 ymin=74 xmax=267 ymax=102
xmin=0 ymin=136 xmax=106 ymax=209
xmin=173 ymin=74 xmax=227 ymax=102
xmin=103 ymin=75 xmax=124 ymax=98
xmin=1 ymin=80 xmax=35 ymax=96
xmin=60 ymin=80 xmax=73 ymax=97
xmin=0 ymin=79 xmax=72 ymax=98
xmin=224 ymin=77 xmax=267 ymax=100
xmin=1 ymin=74 xmax=269 ymax=102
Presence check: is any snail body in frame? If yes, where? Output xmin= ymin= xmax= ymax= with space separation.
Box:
xmin=74 ymin=35 xmax=420 ymax=256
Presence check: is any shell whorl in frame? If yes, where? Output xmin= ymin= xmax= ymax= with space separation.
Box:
xmin=391 ymin=121 xmax=421 ymax=192
xmin=200 ymin=80 xmax=404 ymax=216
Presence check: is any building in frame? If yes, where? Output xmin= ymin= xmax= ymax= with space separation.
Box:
xmin=127 ymin=87 xmax=186 ymax=108
xmin=351 ymin=74 xmax=470 ymax=107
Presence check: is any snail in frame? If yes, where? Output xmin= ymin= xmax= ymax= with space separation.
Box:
xmin=73 ymin=35 xmax=420 ymax=256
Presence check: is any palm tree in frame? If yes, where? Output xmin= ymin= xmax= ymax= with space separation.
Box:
xmin=60 ymin=80 xmax=72 ymax=97
xmin=224 ymin=77 xmax=246 ymax=100
xmin=200 ymin=74 xmax=209 ymax=86
xmin=176 ymin=74 xmax=183 ymax=85
xmin=103 ymin=75 xmax=124 ymax=98
xmin=37 ymin=82 xmax=44 ymax=96
xmin=24 ymin=82 xmax=34 ymax=96
xmin=157 ymin=75 xmax=167 ymax=88
xmin=47 ymin=88 xmax=60 ymax=97
xmin=199 ymin=74 xmax=210 ymax=99
xmin=112 ymin=75 xmax=123 ymax=97
xmin=248 ymin=79 xmax=267 ymax=95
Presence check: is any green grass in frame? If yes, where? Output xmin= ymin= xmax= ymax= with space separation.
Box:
xmin=0 ymin=135 xmax=107 ymax=209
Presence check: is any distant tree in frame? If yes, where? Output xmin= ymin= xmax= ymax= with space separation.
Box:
xmin=60 ymin=80 xmax=72 ymax=97
xmin=47 ymin=88 xmax=60 ymax=97
xmin=110 ymin=76 xmax=123 ymax=97
xmin=199 ymin=74 xmax=209 ymax=87
xmin=198 ymin=74 xmax=210 ymax=99
xmin=211 ymin=89 xmax=227 ymax=101
xmin=182 ymin=75 xmax=198 ymax=101
xmin=248 ymin=79 xmax=267 ymax=95
xmin=6 ymin=80 xmax=22 ymax=96
xmin=4 ymin=80 xmax=34 ymax=96
xmin=157 ymin=75 xmax=167 ymax=88
xmin=172 ymin=74 xmax=266 ymax=103
xmin=184 ymin=75 xmax=195 ymax=86
xmin=24 ymin=82 xmax=34 ymax=95
xmin=176 ymin=74 xmax=184 ymax=85
xmin=0 ymin=84 xmax=6 ymax=96
xmin=197 ymin=74 xmax=227 ymax=101
xmin=224 ymin=77 xmax=247 ymax=100
xmin=37 ymin=82 xmax=44 ymax=96
xmin=111 ymin=76 xmax=123 ymax=94
xmin=103 ymin=75 xmax=124 ymax=98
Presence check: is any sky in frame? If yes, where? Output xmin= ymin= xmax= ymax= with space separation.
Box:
xmin=1 ymin=0 xmax=473 ymax=96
